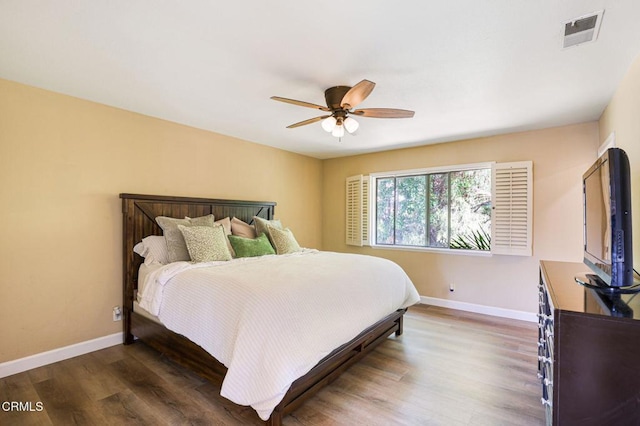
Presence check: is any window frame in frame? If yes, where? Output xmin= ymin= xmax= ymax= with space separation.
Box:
xmin=369 ymin=162 xmax=494 ymax=255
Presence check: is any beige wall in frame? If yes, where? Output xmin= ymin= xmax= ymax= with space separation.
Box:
xmin=599 ymin=54 xmax=640 ymax=272
xmin=0 ymin=71 xmax=612 ymax=365
xmin=0 ymin=78 xmax=323 ymax=363
xmin=322 ymin=123 xmax=599 ymax=313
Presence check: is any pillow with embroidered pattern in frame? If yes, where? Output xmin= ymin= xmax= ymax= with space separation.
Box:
xmin=178 ymin=224 xmax=232 ymax=262
xmin=156 ymin=214 xmax=215 ymax=262
xmin=253 ymin=216 xmax=282 ymax=243
xmin=267 ymin=225 xmax=302 ymax=255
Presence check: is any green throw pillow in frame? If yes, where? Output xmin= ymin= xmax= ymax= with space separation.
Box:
xmin=228 ymin=233 xmax=276 ymax=258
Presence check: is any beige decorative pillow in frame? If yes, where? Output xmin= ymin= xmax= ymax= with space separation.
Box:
xmin=215 ymin=217 xmax=235 ymax=257
xmin=267 ymin=225 xmax=302 ymax=254
xmin=177 ymin=224 xmax=232 ymax=262
xmin=214 ymin=216 xmax=232 ymax=235
xmin=231 ymin=217 xmax=257 ymax=238
xmin=156 ymin=214 xmax=215 ymax=262
xmin=254 ymin=216 xmax=282 ymax=244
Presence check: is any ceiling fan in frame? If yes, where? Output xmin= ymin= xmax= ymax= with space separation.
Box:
xmin=271 ymin=79 xmax=415 ymax=138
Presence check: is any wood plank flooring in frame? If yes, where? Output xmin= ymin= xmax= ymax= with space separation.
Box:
xmin=1 ymin=305 xmax=545 ymax=425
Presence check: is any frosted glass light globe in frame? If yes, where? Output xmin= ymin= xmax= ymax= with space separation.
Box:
xmin=344 ymin=117 xmax=359 ymax=133
xmin=332 ymin=125 xmax=345 ymax=138
xmin=321 ymin=116 xmax=337 ymax=132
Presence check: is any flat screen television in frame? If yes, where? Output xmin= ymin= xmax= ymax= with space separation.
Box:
xmin=582 ymin=147 xmax=633 ymax=288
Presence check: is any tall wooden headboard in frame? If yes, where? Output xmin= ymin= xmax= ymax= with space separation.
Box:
xmin=119 ymin=193 xmax=276 ymax=342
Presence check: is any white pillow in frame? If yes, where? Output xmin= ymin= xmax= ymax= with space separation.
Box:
xmin=133 ymin=235 xmax=169 ymax=265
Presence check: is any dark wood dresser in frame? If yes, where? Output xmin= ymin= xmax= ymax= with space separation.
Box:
xmin=538 ymin=260 xmax=640 ymax=426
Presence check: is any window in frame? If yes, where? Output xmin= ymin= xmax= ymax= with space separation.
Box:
xmin=346 ymin=161 xmax=532 ymax=256
xmin=373 ymin=164 xmax=492 ymax=251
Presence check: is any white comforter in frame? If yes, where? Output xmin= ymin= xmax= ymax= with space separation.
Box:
xmin=138 ymin=250 xmax=420 ymax=420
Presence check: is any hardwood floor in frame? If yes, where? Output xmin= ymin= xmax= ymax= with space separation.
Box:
xmin=1 ymin=305 xmax=545 ymax=425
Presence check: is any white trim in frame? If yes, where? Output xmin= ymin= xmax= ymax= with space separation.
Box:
xmin=362 ymin=176 xmax=371 ymax=246
xmin=369 ymin=161 xmax=494 ymax=178
xmin=0 ymin=332 xmax=123 ymax=378
xmin=0 ymin=302 xmax=534 ymax=379
xmin=419 ymin=296 xmax=537 ymax=323
xmin=371 ymin=244 xmax=492 ymax=257
xmin=598 ymin=132 xmax=616 ymax=157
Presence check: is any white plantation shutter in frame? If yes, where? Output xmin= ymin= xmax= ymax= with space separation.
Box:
xmin=491 ymin=161 xmax=533 ymax=256
xmin=361 ymin=177 xmax=370 ymax=245
xmin=345 ymin=175 xmax=370 ymax=246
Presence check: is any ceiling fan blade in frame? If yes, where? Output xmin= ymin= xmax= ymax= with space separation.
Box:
xmin=286 ymin=115 xmax=331 ymax=129
xmin=340 ymin=80 xmax=376 ymax=109
xmin=351 ymin=108 xmax=415 ymax=118
xmin=271 ymin=96 xmax=330 ymax=112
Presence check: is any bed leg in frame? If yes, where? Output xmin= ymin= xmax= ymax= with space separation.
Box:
xmin=266 ymin=411 xmax=283 ymax=426
xmin=124 ymin=333 xmax=134 ymax=345
xmin=395 ymin=314 xmax=404 ymax=337
xmin=123 ymin=312 xmax=134 ymax=345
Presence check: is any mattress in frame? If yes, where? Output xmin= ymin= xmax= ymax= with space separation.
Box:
xmin=133 ymin=300 xmax=161 ymax=324
xmin=133 ymin=263 xmax=165 ymax=323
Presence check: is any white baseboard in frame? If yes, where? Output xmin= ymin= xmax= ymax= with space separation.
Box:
xmin=0 ymin=332 xmax=123 ymax=379
xmin=420 ymin=296 xmax=537 ymax=323
xmin=1 ymin=300 xmax=534 ymax=379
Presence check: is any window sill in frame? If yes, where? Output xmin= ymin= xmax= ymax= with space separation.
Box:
xmin=369 ymin=244 xmax=493 ymax=257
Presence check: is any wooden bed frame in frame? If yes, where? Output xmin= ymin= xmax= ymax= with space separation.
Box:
xmin=120 ymin=193 xmax=407 ymax=425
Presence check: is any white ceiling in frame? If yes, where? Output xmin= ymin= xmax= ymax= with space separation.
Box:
xmin=1 ymin=1 xmax=639 ymax=159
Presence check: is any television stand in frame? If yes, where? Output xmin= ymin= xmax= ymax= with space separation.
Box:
xmin=575 ymin=274 xmax=640 ymax=295
xmin=539 ymin=261 xmax=640 ymax=426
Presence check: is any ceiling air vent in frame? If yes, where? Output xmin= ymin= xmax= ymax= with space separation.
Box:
xmin=562 ymin=10 xmax=604 ymax=49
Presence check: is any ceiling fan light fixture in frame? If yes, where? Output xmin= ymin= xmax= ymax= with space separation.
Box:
xmin=321 ymin=116 xmax=337 ymax=132
xmin=332 ymin=124 xmax=345 ymax=138
xmin=344 ymin=117 xmax=359 ymax=133
xmin=271 ymin=79 xmax=414 ymax=139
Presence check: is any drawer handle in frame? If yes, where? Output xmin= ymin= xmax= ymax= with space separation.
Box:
xmin=538 ymin=355 xmax=552 ymax=364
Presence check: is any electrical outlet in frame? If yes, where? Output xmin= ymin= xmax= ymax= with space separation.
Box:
xmin=113 ymin=306 xmax=122 ymax=321
xmin=449 ymin=283 xmax=455 ymax=292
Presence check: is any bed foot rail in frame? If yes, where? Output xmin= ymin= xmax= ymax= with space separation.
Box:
xmin=263 ymin=308 xmax=408 ymax=425
xmin=266 ymin=411 xmax=283 ymax=426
